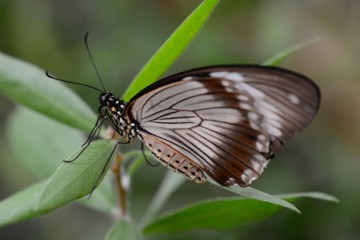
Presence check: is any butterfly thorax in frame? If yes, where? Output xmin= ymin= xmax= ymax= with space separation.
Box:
xmin=99 ymin=92 xmax=138 ymax=141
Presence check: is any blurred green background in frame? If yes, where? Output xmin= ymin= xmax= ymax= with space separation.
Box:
xmin=0 ymin=0 xmax=359 ymax=239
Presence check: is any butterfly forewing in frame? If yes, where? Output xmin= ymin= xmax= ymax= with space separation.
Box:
xmin=126 ymin=65 xmax=320 ymax=186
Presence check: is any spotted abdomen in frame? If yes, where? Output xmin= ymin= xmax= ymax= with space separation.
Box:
xmin=139 ymin=134 xmax=206 ymax=183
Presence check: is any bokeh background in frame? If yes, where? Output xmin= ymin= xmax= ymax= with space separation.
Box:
xmin=0 ymin=0 xmax=359 ymax=239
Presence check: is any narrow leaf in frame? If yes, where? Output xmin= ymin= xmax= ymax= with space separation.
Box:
xmin=36 ymin=140 xmax=115 ymax=212
xmin=105 ymin=220 xmax=142 ymax=240
xmin=277 ymin=192 xmax=339 ymax=203
xmin=143 ymin=192 xmax=336 ymax=234
xmin=225 ymin=185 xmax=300 ymax=213
xmin=122 ymin=0 xmax=220 ymax=101
xmin=208 ymin=178 xmax=299 ymax=213
xmin=0 ymin=52 xmax=96 ymax=132
xmin=262 ymin=36 xmax=321 ymax=66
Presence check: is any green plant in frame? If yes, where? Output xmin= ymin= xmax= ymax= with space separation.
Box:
xmin=0 ymin=0 xmax=337 ymax=239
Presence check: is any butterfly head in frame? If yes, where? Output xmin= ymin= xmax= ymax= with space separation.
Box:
xmin=99 ymin=92 xmax=126 ymax=111
xmin=98 ymin=92 xmax=133 ymax=139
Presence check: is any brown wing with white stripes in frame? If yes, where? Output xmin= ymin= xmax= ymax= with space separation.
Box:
xmin=126 ymin=66 xmax=320 ymax=186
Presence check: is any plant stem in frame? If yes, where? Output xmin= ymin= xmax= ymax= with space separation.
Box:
xmin=111 ymin=151 xmax=129 ymax=219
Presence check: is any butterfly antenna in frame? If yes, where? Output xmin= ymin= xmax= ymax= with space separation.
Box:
xmin=45 ymin=71 xmax=103 ymax=93
xmin=84 ymin=32 xmax=106 ymax=92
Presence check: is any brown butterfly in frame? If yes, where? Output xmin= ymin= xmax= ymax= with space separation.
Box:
xmin=47 ymin=35 xmax=320 ymax=187
xmin=89 ymin=65 xmax=320 ymax=187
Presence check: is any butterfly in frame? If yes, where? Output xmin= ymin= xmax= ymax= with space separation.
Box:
xmin=81 ymin=64 xmax=319 ymax=187
xmin=47 ymin=32 xmax=320 ymax=187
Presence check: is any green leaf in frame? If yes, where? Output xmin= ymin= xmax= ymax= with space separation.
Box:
xmin=207 ymin=178 xmax=300 ymax=213
xmin=0 ymin=52 xmax=96 ymax=132
xmin=0 ymin=168 xmax=115 ymax=227
xmin=7 ymin=107 xmax=84 ymax=178
xmin=262 ymin=36 xmax=321 ymax=66
xmin=224 ymin=185 xmax=300 ymax=213
xmin=143 ymin=192 xmax=337 ymax=234
xmin=78 ymin=176 xmax=117 ymax=214
xmin=36 ymin=140 xmax=115 ymax=212
xmin=139 ymin=171 xmax=187 ymax=227
xmin=105 ymin=220 xmax=142 ymax=240
xmin=0 ymin=181 xmax=47 ymax=226
xmin=277 ymin=192 xmax=339 ymax=203
xmin=5 ymin=107 xmax=115 ymax=214
xmin=122 ymin=0 xmax=220 ymax=101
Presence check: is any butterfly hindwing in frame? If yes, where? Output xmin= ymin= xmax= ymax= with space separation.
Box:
xmin=140 ymin=133 xmax=206 ymax=183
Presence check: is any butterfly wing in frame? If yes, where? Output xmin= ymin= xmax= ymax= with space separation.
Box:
xmin=126 ymin=65 xmax=320 ymax=186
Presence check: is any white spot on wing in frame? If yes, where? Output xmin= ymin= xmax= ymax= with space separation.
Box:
xmin=226 ymin=72 xmax=245 ymax=81
xmin=266 ymin=126 xmax=282 ymax=137
xmin=240 ymin=173 xmax=248 ymax=183
xmin=252 ymin=161 xmax=265 ymax=173
xmin=210 ymin=71 xmax=228 ymax=78
xmin=210 ymin=71 xmax=245 ymax=81
xmin=250 ymin=121 xmax=260 ymax=131
xmin=221 ymin=81 xmax=231 ymax=87
xmin=238 ymin=83 xmax=265 ymax=98
xmin=288 ymin=94 xmax=300 ymax=104
xmin=258 ymin=107 xmax=280 ymax=120
xmin=247 ymin=112 xmax=259 ymax=120
xmin=258 ymin=134 xmax=266 ymax=141
xmin=256 ymin=142 xmax=264 ymax=151
xmin=237 ymin=95 xmax=250 ymax=101
xmin=225 ymin=87 xmax=235 ymax=93
xmin=239 ymin=103 xmax=251 ymax=110
xmin=183 ymin=76 xmax=194 ymax=81
xmin=226 ymin=177 xmax=235 ymax=185
xmin=241 ymin=169 xmax=258 ymax=185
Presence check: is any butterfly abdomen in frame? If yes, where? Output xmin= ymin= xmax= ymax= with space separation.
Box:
xmin=140 ymin=134 xmax=206 ymax=183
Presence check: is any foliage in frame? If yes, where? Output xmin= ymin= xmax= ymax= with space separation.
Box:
xmin=0 ymin=0 xmax=337 ymax=239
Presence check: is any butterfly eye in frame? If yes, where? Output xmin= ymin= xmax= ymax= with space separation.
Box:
xmin=99 ymin=93 xmax=109 ymax=105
